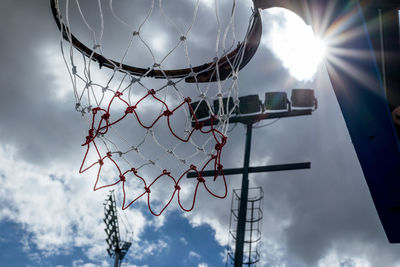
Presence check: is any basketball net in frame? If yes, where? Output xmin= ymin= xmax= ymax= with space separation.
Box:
xmin=52 ymin=0 xmax=260 ymax=215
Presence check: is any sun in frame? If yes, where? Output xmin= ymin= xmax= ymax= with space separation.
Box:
xmin=262 ymin=8 xmax=327 ymax=81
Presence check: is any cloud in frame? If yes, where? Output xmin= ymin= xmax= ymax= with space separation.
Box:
xmin=180 ymin=237 xmax=188 ymax=245
xmin=2 ymin=1 xmax=400 ymax=267
xmin=0 ymin=144 xmax=148 ymax=263
xmin=72 ymin=259 xmax=109 ymax=267
xmin=317 ymin=251 xmax=371 ymax=267
xmin=189 ymin=251 xmax=201 ymax=259
xmin=131 ymin=239 xmax=168 ymax=261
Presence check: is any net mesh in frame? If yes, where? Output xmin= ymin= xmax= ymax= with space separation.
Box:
xmin=54 ymin=0 xmax=256 ymax=215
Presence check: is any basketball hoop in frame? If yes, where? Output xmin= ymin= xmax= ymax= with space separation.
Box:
xmin=50 ymin=0 xmax=261 ymax=82
xmin=51 ymin=0 xmax=262 ymax=215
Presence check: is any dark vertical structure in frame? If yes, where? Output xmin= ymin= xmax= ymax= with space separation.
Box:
xmin=361 ymin=3 xmax=400 ymax=137
xmin=189 ymin=92 xmax=317 ymax=266
xmin=233 ymin=123 xmax=253 ymax=266
xmin=227 ymin=187 xmax=264 ymax=266
xmin=104 ymin=192 xmax=132 ymax=267
xmin=254 ymin=0 xmax=400 ymax=243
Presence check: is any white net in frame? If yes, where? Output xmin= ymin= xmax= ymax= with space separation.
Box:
xmin=52 ymin=0 xmax=260 ymax=215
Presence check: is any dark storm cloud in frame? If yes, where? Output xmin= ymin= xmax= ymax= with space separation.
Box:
xmin=0 ymin=0 xmax=87 ymax=165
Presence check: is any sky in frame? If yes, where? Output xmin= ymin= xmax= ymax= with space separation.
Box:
xmin=0 ymin=0 xmax=400 ymax=267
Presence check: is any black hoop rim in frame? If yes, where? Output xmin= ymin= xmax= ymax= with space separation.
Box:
xmin=50 ymin=0 xmax=262 ymax=83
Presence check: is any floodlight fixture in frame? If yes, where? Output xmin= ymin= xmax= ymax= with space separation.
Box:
xmin=214 ymin=97 xmax=237 ymax=115
xmin=264 ymin=92 xmax=290 ymax=111
xmin=190 ymin=101 xmax=210 ymax=119
xmin=291 ymin=89 xmax=317 ymax=109
xmin=238 ymin=95 xmax=262 ymax=114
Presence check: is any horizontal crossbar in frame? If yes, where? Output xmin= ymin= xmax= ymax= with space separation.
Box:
xmin=193 ymin=109 xmax=313 ymax=127
xmin=186 ymin=162 xmax=311 ymax=178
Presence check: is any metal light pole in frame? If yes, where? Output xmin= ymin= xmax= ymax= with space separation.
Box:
xmin=114 ymin=251 xmax=121 ymax=267
xmin=234 ymin=122 xmax=252 ymax=266
xmin=188 ymin=91 xmax=317 ymax=266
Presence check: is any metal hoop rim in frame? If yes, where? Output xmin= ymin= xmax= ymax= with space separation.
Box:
xmin=50 ymin=0 xmax=262 ymax=83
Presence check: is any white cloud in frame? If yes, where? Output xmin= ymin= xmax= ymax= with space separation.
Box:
xmin=186 ymin=213 xmax=228 ymax=245
xmin=72 ymin=259 xmax=109 ymax=267
xmin=317 ymin=252 xmax=371 ymax=267
xmin=0 ymin=144 xmax=148 ymax=262
xmin=220 ymin=251 xmax=227 ymax=263
xmin=189 ymin=250 xmax=201 ymax=259
xmin=130 ymin=239 xmax=168 ymax=260
xmin=198 ymin=263 xmax=209 ymax=267
xmin=180 ymin=237 xmax=188 ymax=245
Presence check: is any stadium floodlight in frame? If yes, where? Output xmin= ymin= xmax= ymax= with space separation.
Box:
xmin=238 ymin=95 xmax=262 ymax=114
xmin=291 ymin=89 xmax=317 ymax=109
xmin=264 ymin=92 xmax=289 ymax=110
xmin=103 ymin=192 xmax=133 ymax=266
xmin=190 ymin=101 xmax=210 ymax=119
xmin=214 ymin=97 xmax=237 ymax=115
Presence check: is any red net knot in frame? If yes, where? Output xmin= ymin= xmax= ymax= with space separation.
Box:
xmin=197 ymin=176 xmax=205 ymax=183
xmin=125 ymin=106 xmax=136 ymax=114
xmin=194 ymin=122 xmax=203 ymax=130
xmin=92 ymin=107 xmax=101 ymax=115
xmin=163 ymin=110 xmax=173 ymax=116
xmin=215 ymin=143 xmax=223 ymax=151
xmin=102 ymin=113 xmax=110 ymax=120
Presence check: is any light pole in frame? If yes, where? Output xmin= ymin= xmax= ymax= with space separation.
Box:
xmin=189 ymin=89 xmax=317 ymax=266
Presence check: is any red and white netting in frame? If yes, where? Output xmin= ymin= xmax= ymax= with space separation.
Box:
xmin=55 ymin=0 xmax=255 ymax=215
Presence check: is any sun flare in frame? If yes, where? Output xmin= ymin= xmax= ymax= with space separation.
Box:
xmin=263 ymin=8 xmax=327 ymax=81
